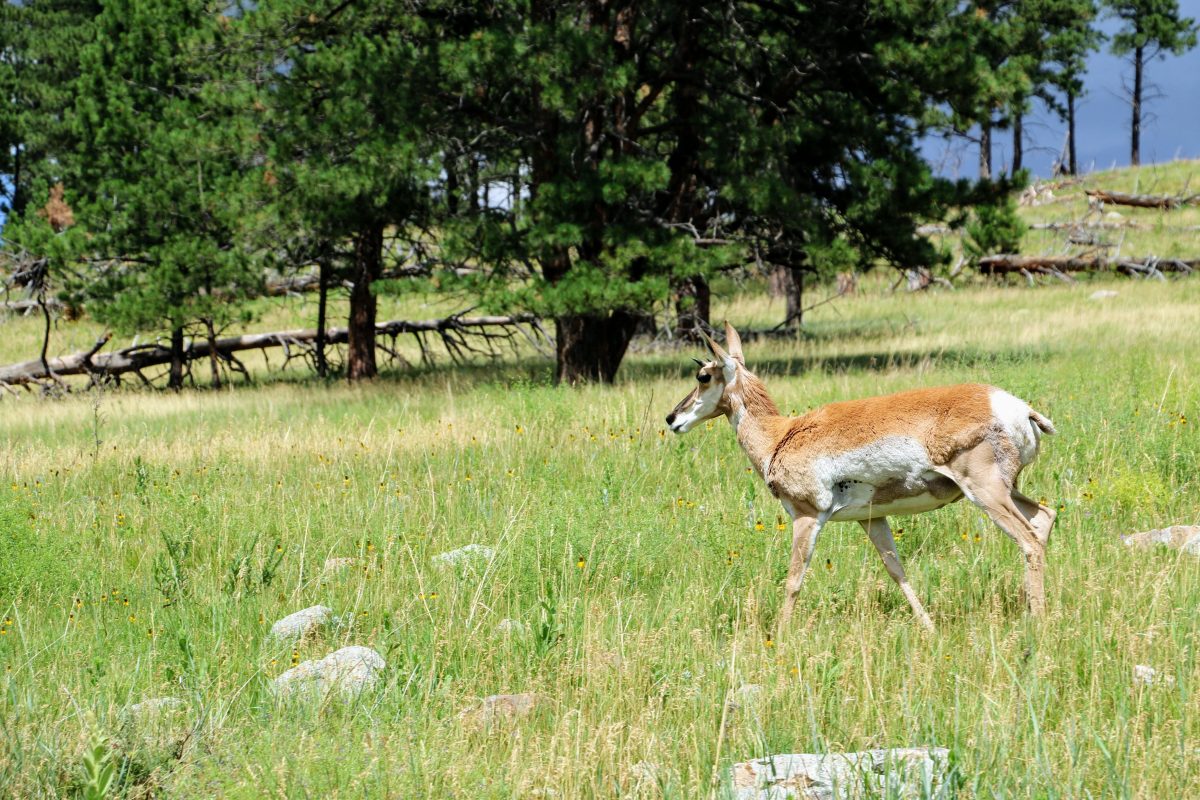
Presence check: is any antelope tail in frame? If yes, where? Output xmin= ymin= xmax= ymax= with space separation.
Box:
xmin=1029 ymin=410 xmax=1056 ymax=436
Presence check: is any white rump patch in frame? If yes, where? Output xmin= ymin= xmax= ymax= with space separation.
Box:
xmin=989 ymin=388 xmax=1040 ymax=465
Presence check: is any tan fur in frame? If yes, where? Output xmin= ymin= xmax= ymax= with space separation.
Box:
xmin=667 ymin=322 xmax=1057 ymax=634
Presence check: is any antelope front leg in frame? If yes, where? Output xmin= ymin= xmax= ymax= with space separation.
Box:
xmin=776 ymin=513 xmax=822 ymax=636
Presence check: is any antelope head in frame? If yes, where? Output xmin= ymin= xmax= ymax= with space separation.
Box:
xmin=665 ymin=322 xmax=745 ymax=433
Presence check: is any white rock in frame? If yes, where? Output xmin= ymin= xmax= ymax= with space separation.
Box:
xmin=1132 ymin=664 xmax=1175 ymax=688
xmin=125 ymin=697 xmax=186 ymax=718
xmin=1105 ymin=211 xmax=1123 ymax=220
xmin=433 ymin=543 xmax=496 ymax=569
xmin=728 ymin=683 xmax=765 ymax=712
xmin=269 ymin=605 xmax=333 ymax=640
xmin=1090 ymin=290 xmax=1119 ymax=300
xmin=272 ymin=646 xmax=386 ymax=698
xmin=1122 ymin=525 xmax=1200 ymax=556
xmin=322 ymin=557 xmax=356 ymax=575
xmin=494 ymin=618 xmax=529 ymax=637
xmin=732 ymin=747 xmax=950 ymax=800
xmin=630 ymin=761 xmax=661 ymax=786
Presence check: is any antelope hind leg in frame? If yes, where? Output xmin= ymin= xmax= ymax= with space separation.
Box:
xmin=942 ymin=445 xmax=1048 ymax=616
xmin=1012 ymin=489 xmax=1056 ymax=546
xmin=861 ymin=517 xmax=935 ymax=633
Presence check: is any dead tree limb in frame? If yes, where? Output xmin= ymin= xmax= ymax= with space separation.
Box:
xmin=1084 ymin=190 xmax=1198 ymax=210
xmin=0 ymin=313 xmax=544 ymax=389
xmin=979 ymin=254 xmax=1198 ymax=277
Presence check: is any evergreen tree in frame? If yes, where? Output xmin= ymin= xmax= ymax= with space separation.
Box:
xmin=1104 ymin=0 xmax=1197 ymax=165
xmin=441 ymin=0 xmax=1007 ymax=383
xmin=57 ymin=0 xmax=262 ymax=389
xmin=0 ymin=1 xmax=101 ymax=221
xmin=1042 ymin=0 xmax=1104 ymax=174
xmin=246 ymin=2 xmax=438 ymax=381
xmin=1007 ymin=0 xmax=1103 ymax=174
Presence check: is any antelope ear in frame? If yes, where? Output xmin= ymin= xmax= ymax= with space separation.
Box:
xmin=700 ymin=329 xmax=729 ymax=362
xmin=720 ymin=356 xmax=738 ymax=383
xmin=724 ymin=320 xmax=744 ymax=365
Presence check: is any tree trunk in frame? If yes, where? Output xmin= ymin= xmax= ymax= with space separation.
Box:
xmin=204 ymin=318 xmax=221 ymax=389
xmin=1067 ymin=91 xmax=1078 ymax=175
xmin=769 ymin=264 xmax=805 ymax=328
xmin=168 ymin=326 xmax=185 ymax=391
xmin=1131 ymin=44 xmax=1143 ymax=166
xmin=315 ymin=257 xmax=330 ymax=378
xmin=11 ymin=146 xmax=25 ymax=218
xmin=1011 ymin=113 xmax=1023 ymax=174
xmin=467 ymin=156 xmax=480 ymax=213
xmin=445 ymin=155 xmax=460 ymax=216
xmin=554 ymin=312 xmax=640 ymax=384
xmin=979 ymin=121 xmax=992 ymax=180
xmin=346 ymin=222 xmax=384 ymax=381
xmin=674 ymin=275 xmax=710 ymax=340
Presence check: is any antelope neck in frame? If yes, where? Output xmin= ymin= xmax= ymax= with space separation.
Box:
xmin=727 ymin=381 xmax=785 ymax=476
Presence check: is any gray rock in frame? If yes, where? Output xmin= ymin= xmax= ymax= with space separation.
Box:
xmin=1122 ymin=525 xmax=1200 ymax=556
xmin=272 ymin=645 xmax=385 ymax=698
xmin=118 ymin=696 xmax=191 ymax=769
xmin=731 ymin=747 xmax=950 ymax=800
xmin=269 ymin=605 xmax=333 ymax=640
xmin=125 ymin=697 xmax=186 ymax=718
xmin=433 ymin=543 xmax=496 ymax=569
xmin=1132 ymin=664 xmax=1175 ymax=688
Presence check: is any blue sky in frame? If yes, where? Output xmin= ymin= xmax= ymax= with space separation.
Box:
xmin=922 ymin=3 xmax=1200 ymax=178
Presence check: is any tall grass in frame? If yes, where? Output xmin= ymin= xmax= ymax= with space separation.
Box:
xmin=1 ymin=274 xmax=1197 ymax=798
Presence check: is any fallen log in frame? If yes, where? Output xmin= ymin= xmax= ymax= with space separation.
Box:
xmin=263 ymin=264 xmax=480 ymax=296
xmin=979 ymin=254 xmax=1198 ymax=279
xmin=2 ymin=298 xmax=65 ymax=313
xmin=1084 ymin=190 xmax=1197 ymax=210
xmin=0 ymin=313 xmax=544 ymax=389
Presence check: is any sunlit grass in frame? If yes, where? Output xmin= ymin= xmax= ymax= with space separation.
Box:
xmin=2 ymin=269 xmax=1198 ymax=797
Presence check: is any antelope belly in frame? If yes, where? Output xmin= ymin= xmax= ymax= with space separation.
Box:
xmin=828 ymin=491 xmax=959 ymax=521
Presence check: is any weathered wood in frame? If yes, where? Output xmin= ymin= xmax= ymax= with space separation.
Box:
xmin=1084 ymin=190 xmax=1197 ymax=210
xmin=2 ymin=298 xmax=65 ymax=313
xmin=0 ymin=314 xmax=539 ymax=387
xmin=979 ymin=254 xmax=1198 ymax=278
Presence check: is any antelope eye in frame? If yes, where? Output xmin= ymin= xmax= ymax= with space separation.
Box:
xmin=697 ymin=373 xmax=712 ymax=384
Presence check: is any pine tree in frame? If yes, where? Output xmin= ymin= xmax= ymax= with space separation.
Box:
xmin=1104 ymin=0 xmax=1197 ymax=166
xmin=246 ymin=2 xmax=438 ymax=381
xmin=1041 ymin=1 xmax=1104 ymax=174
xmin=60 ymin=0 xmax=262 ymax=389
xmin=0 ymin=1 xmax=102 ymax=220
xmin=440 ymin=0 xmax=1009 ymax=382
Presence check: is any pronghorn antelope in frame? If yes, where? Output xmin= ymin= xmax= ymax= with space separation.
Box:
xmin=666 ymin=322 xmax=1056 ymax=633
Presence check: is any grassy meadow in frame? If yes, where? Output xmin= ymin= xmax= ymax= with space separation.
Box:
xmin=1 ymin=273 xmax=1198 ymax=798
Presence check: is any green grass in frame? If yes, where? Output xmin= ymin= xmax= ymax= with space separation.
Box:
xmin=1 ymin=274 xmax=1198 ymax=798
